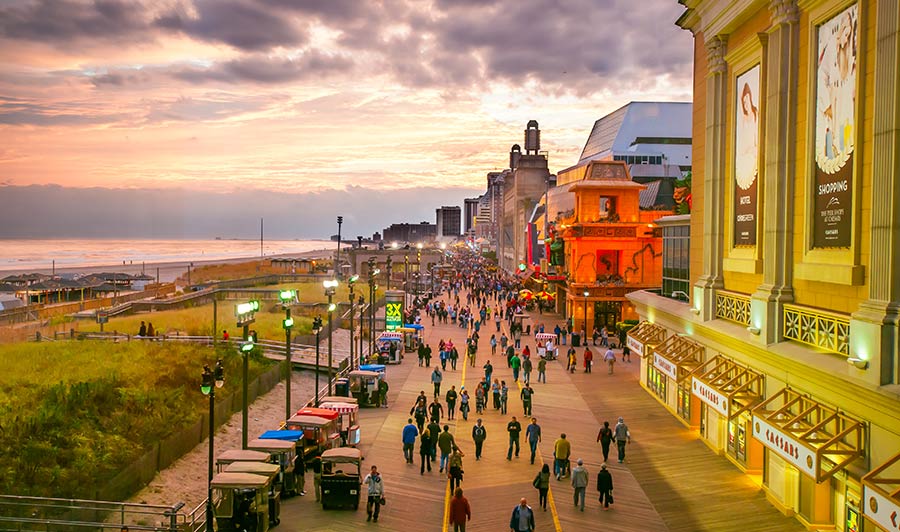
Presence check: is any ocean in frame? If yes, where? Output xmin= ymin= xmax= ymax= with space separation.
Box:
xmin=0 ymin=238 xmax=333 ymax=274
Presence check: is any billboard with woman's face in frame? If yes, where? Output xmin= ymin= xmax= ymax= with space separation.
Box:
xmin=734 ymin=65 xmax=760 ymax=246
xmin=813 ymin=4 xmax=857 ymax=248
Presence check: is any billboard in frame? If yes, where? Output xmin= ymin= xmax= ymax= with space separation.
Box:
xmin=734 ymin=64 xmax=760 ymax=246
xmin=813 ymin=4 xmax=857 ymax=248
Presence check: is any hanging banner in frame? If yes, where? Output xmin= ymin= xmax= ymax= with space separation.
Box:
xmin=692 ymin=377 xmax=729 ymax=417
xmin=752 ymin=415 xmax=817 ymax=478
xmin=813 ymin=4 xmax=858 ymax=248
xmin=653 ymin=352 xmax=678 ymax=381
xmin=734 ymin=64 xmax=760 ymax=246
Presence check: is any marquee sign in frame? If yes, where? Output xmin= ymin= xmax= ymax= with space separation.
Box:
xmin=385 ymin=302 xmax=402 ymax=331
xmin=692 ymin=377 xmax=728 ymax=417
xmin=864 ymin=485 xmax=900 ymax=531
xmin=627 ymin=334 xmax=644 ymax=357
xmin=653 ymin=352 xmax=678 ymax=381
xmin=752 ymin=415 xmax=817 ymax=478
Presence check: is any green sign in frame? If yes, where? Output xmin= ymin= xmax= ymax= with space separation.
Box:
xmin=385 ymin=302 xmax=402 ymax=331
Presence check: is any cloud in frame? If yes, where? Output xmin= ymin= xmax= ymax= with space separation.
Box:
xmin=154 ymin=0 xmax=307 ymax=51
xmin=170 ymin=52 xmax=355 ymax=84
xmin=0 ymin=0 xmax=154 ymax=45
xmin=0 ymin=96 xmax=130 ymax=126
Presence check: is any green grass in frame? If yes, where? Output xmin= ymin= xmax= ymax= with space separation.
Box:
xmin=0 ymin=340 xmax=272 ymax=498
xmin=80 ymin=280 xmax=383 ymax=340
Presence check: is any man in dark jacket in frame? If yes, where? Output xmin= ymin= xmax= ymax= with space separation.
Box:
xmin=509 ymin=498 xmax=535 ymax=531
xmin=471 ymin=418 xmax=487 ymax=460
xmin=597 ymin=463 xmax=614 ymax=510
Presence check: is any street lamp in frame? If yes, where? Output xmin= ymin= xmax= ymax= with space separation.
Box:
xmin=323 ymin=279 xmax=339 ymax=396
xmin=279 ymin=289 xmax=297 ymax=422
xmin=201 ymin=359 xmax=225 ymax=532
xmin=358 ymin=295 xmax=365 ymax=365
xmin=404 ymin=254 xmax=409 ymax=306
xmin=348 ymin=275 xmax=358 ymax=370
xmin=336 ymin=216 xmax=343 ymax=279
xmin=235 ymin=300 xmax=259 ymax=449
xmin=312 ymin=316 xmax=323 ymax=406
xmin=583 ymin=290 xmax=590 ymax=340
xmin=385 ymin=256 xmax=392 ymax=290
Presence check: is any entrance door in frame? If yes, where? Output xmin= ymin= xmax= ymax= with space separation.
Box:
xmin=593 ymin=301 xmax=622 ymax=330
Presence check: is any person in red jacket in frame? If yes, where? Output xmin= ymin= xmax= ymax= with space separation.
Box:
xmin=583 ymin=348 xmax=593 ymax=373
xmin=448 ymin=487 xmax=471 ymax=532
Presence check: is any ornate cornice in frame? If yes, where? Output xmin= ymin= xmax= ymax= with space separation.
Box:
xmin=706 ymin=35 xmax=728 ymax=75
xmin=770 ymin=0 xmax=800 ymax=26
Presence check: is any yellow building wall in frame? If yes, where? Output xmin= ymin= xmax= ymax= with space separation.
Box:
xmin=690 ymin=30 xmax=707 ymax=292
xmin=790 ymin=0 xmax=874 ymax=314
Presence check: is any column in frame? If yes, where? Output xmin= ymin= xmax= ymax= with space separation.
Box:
xmin=694 ymin=35 xmax=728 ymax=321
xmin=750 ymin=0 xmax=800 ymax=344
xmin=852 ymin=0 xmax=900 ymax=385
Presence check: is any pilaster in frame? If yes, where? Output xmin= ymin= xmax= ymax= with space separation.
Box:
xmin=750 ymin=0 xmax=799 ymax=345
xmin=851 ymin=0 xmax=900 ymax=385
xmin=695 ymin=35 xmax=729 ymax=322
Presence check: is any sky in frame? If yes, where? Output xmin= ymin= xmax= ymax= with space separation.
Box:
xmin=0 ymin=0 xmax=694 ymax=239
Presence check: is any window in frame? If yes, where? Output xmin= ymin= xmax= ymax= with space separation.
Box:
xmin=662 ymin=223 xmax=691 ymax=298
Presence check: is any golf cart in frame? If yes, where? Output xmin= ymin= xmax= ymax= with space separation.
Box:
xmin=348 ymin=370 xmax=383 ymax=407
xmin=210 ymin=472 xmax=272 ymax=532
xmin=285 ymin=414 xmax=341 ymax=459
xmin=216 ymin=450 xmax=270 ymax=473
xmin=222 ymin=462 xmax=282 ymax=526
xmin=320 ymin=447 xmax=363 ymax=510
xmin=319 ymin=401 xmax=361 ymax=447
xmin=247 ymin=437 xmax=300 ymax=497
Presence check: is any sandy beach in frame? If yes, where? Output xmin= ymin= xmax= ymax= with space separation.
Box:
xmin=0 ymin=249 xmax=334 ymax=284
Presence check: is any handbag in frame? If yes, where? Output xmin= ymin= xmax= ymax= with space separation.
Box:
xmin=532 ymin=473 xmax=541 ymax=489
xmin=379 ymin=496 xmax=386 ymax=505
xmin=608 ymin=492 xmax=614 ymax=504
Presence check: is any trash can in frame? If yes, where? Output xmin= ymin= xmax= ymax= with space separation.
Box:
xmin=335 ymin=378 xmax=350 ymax=397
xmin=572 ymin=333 xmax=581 ymax=347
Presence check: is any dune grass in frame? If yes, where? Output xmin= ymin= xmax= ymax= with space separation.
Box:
xmin=0 ymin=340 xmax=272 ymax=497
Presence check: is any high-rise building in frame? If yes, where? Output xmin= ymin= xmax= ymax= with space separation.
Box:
xmin=463 ymin=198 xmax=479 ymax=236
xmin=381 ymin=222 xmax=435 ymax=244
xmin=626 ymin=2 xmax=900 ymax=531
xmin=435 ymin=206 xmax=461 ymax=238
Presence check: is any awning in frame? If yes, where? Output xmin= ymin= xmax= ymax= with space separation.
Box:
xmin=320 ymin=402 xmax=359 ymax=414
xmin=378 ymin=332 xmax=403 ymax=340
xmin=627 ymin=321 xmax=667 ymax=357
xmin=691 ymin=356 xmax=763 ymax=420
xmin=752 ymin=388 xmax=864 ymax=483
xmin=517 ymin=269 xmax=534 ymax=281
xmin=651 ymin=334 xmax=704 ymax=382
xmin=862 ymin=452 xmax=900 ymax=531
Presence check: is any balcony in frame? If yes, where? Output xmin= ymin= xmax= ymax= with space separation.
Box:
xmin=715 ymin=290 xmax=751 ymax=326
xmin=782 ymin=304 xmax=850 ymax=356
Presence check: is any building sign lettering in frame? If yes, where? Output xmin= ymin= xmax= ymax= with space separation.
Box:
xmin=864 ymin=485 xmax=900 ymax=531
xmin=692 ymin=377 xmax=728 ymax=417
xmin=653 ymin=352 xmax=678 ymax=381
xmin=627 ymin=335 xmax=644 ymax=357
xmin=385 ymin=302 xmax=403 ymax=331
xmin=752 ymin=415 xmax=817 ymax=478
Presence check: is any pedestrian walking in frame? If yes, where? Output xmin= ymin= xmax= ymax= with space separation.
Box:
xmin=446 ymin=386 xmax=459 ymax=420
xmin=402 ymin=418 xmax=418 ymax=464
xmin=460 ymin=388 xmax=470 ymax=420
xmin=604 ymin=347 xmax=616 ymax=375
xmin=506 ymin=416 xmax=522 ymax=460
xmin=432 ymin=367 xmax=443 ymax=398
xmin=450 ymin=346 xmax=459 ymax=370
xmin=571 ymin=459 xmax=589 ymax=511
xmin=429 ymin=399 xmax=444 ymax=425
xmin=500 ymin=332 xmax=509 ymax=351
xmin=492 ymin=378 xmax=501 ymax=410
xmin=597 ymin=463 xmax=614 ymax=510
xmin=427 ymin=418 xmax=441 ymax=462
xmin=520 ymin=384 xmax=534 ymax=416
xmin=448 ymin=447 xmax=465 ymax=492
xmin=614 ymin=417 xmax=631 ymax=463
xmin=438 ymin=425 xmax=456 ymax=473
xmin=472 ymin=418 xmax=487 ymax=460
xmin=622 ymin=343 xmax=631 ymax=363
xmin=483 ymin=360 xmax=493 ymax=383
xmin=448 ymin=487 xmax=471 ymax=532
xmin=475 ymin=384 xmax=485 ymax=414
xmin=532 ymin=464 xmax=551 ymax=511
xmin=509 ymin=498 xmax=535 ymax=532
xmin=596 ymin=421 xmax=613 ymax=463
xmin=420 ymin=427 xmax=433 ymax=474
xmin=522 ymin=356 xmax=532 ymax=384
xmin=537 ymin=357 xmax=547 ymax=383
xmin=510 ymin=353 xmax=521 ymax=382
xmin=364 ymin=465 xmax=384 ymax=522
xmin=553 ymin=433 xmax=571 ymax=480
xmin=499 ymin=380 xmax=508 ymax=414
xmin=583 ymin=348 xmax=593 ymax=373
xmin=311 ymin=455 xmax=322 ymax=502
xmin=526 ymin=417 xmax=541 ymax=465
xmin=567 ymin=347 xmax=577 ymax=373
xmin=490 ymin=334 xmax=497 ymax=355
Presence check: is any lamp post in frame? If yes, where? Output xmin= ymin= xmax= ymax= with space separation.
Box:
xmin=404 ymin=254 xmax=409 ymax=306
xmin=583 ymin=290 xmax=590 ymax=339
xmin=323 ymin=279 xmax=339 ymax=396
xmin=201 ymin=360 xmax=224 ymax=532
xmin=348 ymin=275 xmax=358 ymax=370
xmin=358 ymin=295 xmax=365 ymax=365
xmin=367 ymin=257 xmax=377 ymax=355
xmin=416 ymin=244 xmax=422 ymax=305
xmin=312 ymin=316 xmax=323 ymax=406
xmin=235 ymin=300 xmax=259 ymax=449
xmin=279 ymin=289 xmax=297 ymax=422
xmin=336 ymin=216 xmax=343 ymax=279
xmin=385 ymin=256 xmax=392 ymax=290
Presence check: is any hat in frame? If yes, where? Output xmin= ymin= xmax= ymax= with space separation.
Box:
xmin=577 ymin=459 xmax=583 ymax=466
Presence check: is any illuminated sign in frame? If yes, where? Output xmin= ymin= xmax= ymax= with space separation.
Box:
xmin=692 ymin=378 xmax=728 ymax=417
xmin=653 ymin=352 xmax=678 ymax=381
xmin=385 ymin=302 xmax=402 ymax=331
xmin=863 ymin=485 xmax=900 ymax=531
xmin=752 ymin=415 xmax=817 ymax=478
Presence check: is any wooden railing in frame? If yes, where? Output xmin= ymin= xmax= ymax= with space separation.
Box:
xmin=783 ymin=303 xmax=850 ymax=356
xmin=715 ymin=290 xmax=751 ymax=326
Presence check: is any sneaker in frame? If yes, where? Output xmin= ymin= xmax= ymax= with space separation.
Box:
xmin=299 ymin=491 xmax=306 ymax=496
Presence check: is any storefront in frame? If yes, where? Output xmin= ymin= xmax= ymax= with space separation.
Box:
xmin=862 ymin=452 xmax=900 ymax=532
xmin=648 ymin=334 xmax=705 ymax=428
xmin=628 ymin=321 xmax=668 ymax=399
xmin=691 ymin=356 xmax=764 ymax=471
xmin=752 ymin=388 xmax=865 ymax=529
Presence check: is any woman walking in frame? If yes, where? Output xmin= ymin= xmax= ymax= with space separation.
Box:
xmin=448 ymin=487 xmax=471 ymax=532
xmin=533 ymin=463 xmax=551 ymax=511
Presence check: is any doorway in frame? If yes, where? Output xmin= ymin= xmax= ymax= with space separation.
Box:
xmin=593 ymin=300 xmax=622 ymax=330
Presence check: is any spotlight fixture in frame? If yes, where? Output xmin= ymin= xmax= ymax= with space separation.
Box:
xmin=746 ymin=326 xmax=761 ymax=335
xmin=847 ymin=357 xmax=869 ymax=370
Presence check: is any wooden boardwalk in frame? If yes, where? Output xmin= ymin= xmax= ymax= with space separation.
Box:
xmin=279 ymin=295 xmax=805 ymax=531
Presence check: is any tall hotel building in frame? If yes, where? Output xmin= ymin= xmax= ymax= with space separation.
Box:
xmin=626 ymin=1 xmax=900 ymax=531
